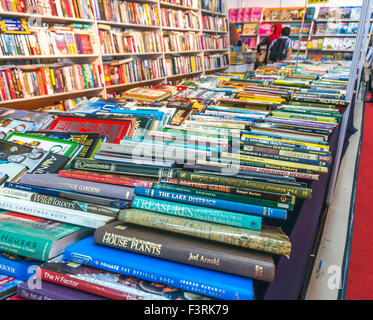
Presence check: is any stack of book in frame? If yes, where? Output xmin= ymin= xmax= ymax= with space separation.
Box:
xmin=0 ymin=60 xmax=350 ymax=300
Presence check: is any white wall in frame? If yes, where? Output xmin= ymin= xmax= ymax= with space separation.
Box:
xmin=227 ymin=0 xmax=364 ymax=9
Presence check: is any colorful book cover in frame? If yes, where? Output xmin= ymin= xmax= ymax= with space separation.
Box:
xmin=0 ymin=251 xmax=41 ymax=281
xmin=17 ymin=280 xmax=107 ymax=300
xmin=39 ymin=256 xmax=210 ymax=300
xmin=0 ymin=212 xmax=92 ymax=261
xmin=0 ymin=140 xmax=69 ymax=174
xmin=26 ymin=131 xmax=101 ymax=159
xmin=258 ymin=23 xmax=273 ymax=36
xmin=47 ymin=117 xmax=136 ymax=144
xmin=5 ymin=132 xmax=80 ymax=157
xmin=0 ymin=274 xmax=23 ymax=299
xmin=63 ymin=236 xmax=255 ymax=300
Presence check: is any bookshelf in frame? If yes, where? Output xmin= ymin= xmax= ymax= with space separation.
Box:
xmin=230 ymin=6 xmax=361 ymax=61
xmin=0 ymin=0 xmax=230 ymax=109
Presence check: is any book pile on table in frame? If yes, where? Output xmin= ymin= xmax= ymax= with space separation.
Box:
xmin=0 ymin=62 xmax=349 ymax=300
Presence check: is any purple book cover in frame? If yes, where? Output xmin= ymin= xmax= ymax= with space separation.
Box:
xmin=19 ymin=174 xmax=134 ymax=201
xmin=17 ymin=281 xmax=107 ymax=300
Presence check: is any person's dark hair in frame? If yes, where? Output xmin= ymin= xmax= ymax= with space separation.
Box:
xmin=281 ymin=27 xmax=291 ymax=37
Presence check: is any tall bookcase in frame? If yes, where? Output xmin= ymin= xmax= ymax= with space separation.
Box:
xmin=0 ymin=0 xmax=230 ymax=109
xmin=232 ymin=6 xmax=361 ymax=61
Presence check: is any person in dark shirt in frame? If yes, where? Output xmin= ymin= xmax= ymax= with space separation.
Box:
xmin=254 ymin=23 xmax=282 ymax=69
xmin=267 ymin=27 xmax=293 ymax=63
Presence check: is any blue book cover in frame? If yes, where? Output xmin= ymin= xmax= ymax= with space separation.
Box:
xmin=0 ymin=252 xmax=41 ymax=281
xmin=63 ymin=236 xmax=254 ymax=300
xmin=134 ymin=187 xmax=287 ymax=220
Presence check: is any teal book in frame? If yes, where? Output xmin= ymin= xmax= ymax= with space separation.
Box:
xmin=131 ymin=196 xmax=262 ymax=231
xmin=0 ymin=212 xmax=93 ymax=261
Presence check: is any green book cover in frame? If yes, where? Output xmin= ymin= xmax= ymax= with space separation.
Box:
xmin=131 ymin=196 xmax=262 ymax=231
xmin=5 ymin=132 xmax=80 ymax=157
xmin=0 ymin=211 xmax=90 ymax=261
xmin=152 ymin=183 xmax=294 ymax=211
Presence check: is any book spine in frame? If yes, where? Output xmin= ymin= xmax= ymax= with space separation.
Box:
xmin=70 ymin=158 xmax=176 ymax=178
xmin=0 ymin=195 xmax=112 ymax=229
xmin=38 ymin=268 xmax=144 ymax=300
xmin=58 ymin=170 xmax=154 ymax=188
xmin=153 ymin=183 xmax=293 ymax=211
xmin=237 ymin=149 xmax=329 ymax=167
xmin=94 ymin=226 xmax=274 ymax=282
xmin=242 ymin=145 xmax=332 ymax=163
xmin=0 ymin=187 xmax=118 ymax=217
xmin=4 ymin=181 xmax=130 ymax=210
xmin=0 ymin=257 xmax=36 ymax=281
xmin=17 ymin=285 xmax=54 ymax=300
xmin=222 ymin=152 xmax=328 ymax=174
xmin=132 ymin=196 xmax=262 ymax=230
xmin=19 ymin=174 xmax=134 ymax=201
xmin=134 ymin=186 xmax=286 ymax=220
xmin=159 ymin=177 xmax=296 ymax=204
xmin=0 ymin=228 xmax=52 ymax=262
xmin=119 ymin=209 xmax=291 ymax=255
xmin=63 ymin=241 xmax=254 ymax=300
xmin=176 ymin=171 xmax=312 ymax=199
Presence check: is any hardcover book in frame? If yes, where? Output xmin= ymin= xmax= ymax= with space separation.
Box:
xmin=0 ymin=140 xmax=69 ymax=174
xmin=47 ymin=117 xmax=136 ymax=144
xmin=39 ymin=256 xmax=210 ymax=300
xmin=19 ymin=173 xmax=134 ymax=201
xmin=94 ymin=221 xmax=275 ymax=282
xmin=0 ymin=212 xmax=93 ymax=261
xmin=5 ymin=132 xmax=80 ymax=157
xmin=119 ymin=209 xmax=292 ymax=256
xmin=26 ymin=131 xmax=102 ymax=159
xmin=0 ymin=251 xmax=41 ymax=281
xmin=63 ymin=236 xmax=255 ymax=300
xmin=0 ymin=163 xmax=28 ymax=184
xmin=17 ymin=280 xmax=107 ymax=300
xmin=0 ymin=274 xmax=23 ymax=299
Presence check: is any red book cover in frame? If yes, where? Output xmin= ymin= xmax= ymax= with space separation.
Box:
xmin=0 ymin=74 xmax=7 ymax=100
xmin=48 ymin=117 xmax=137 ymax=143
xmin=54 ymin=33 xmax=69 ymax=55
xmin=49 ymin=0 xmax=57 ymax=16
xmin=4 ymin=69 xmax=17 ymax=100
xmin=58 ymin=170 xmax=155 ymax=187
xmin=79 ymin=34 xmax=93 ymax=54
xmin=63 ymin=0 xmax=73 ymax=17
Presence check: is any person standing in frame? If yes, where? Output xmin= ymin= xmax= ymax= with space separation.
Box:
xmin=267 ymin=26 xmax=293 ymax=63
xmin=254 ymin=23 xmax=283 ymax=69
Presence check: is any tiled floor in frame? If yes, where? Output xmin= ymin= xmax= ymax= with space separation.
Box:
xmin=305 ymin=91 xmax=364 ymax=300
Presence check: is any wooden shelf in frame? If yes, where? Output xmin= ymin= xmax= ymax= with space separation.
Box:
xmin=164 ymin=50 xmax=202 ymax=55
xmin=106 ymin=78 xmax=166 ymax=91
xmin=162 ymin=26 xmax=201 ymax=32
xmin=0 ymin=11 xmax=94 ymax=24
xmin=0 ymin=54 xmax=100 ymax=60
xmin=201 ymin=9 xmax=227 ymax=17
xmin=0 ymin=87 xmax=104 ymax=109
xmin=205 ymin=66 xmax=229 ymax=73
xmin=166 ymin=71 xmax=203 ymax=79
xmin=97 ymin=20 xmax=161 ymax=29
xmin=159 ymin=2 xmax=200 ymax=11
xmin=203 ymin=48 xmax=230 ymax=52
xmin=0 ymin=4 xmax=231 ymax=108
xmin=102 ymin=52 xmax=163 ymax=57
xmin=202 ymin=29 xmax=228 ymax=34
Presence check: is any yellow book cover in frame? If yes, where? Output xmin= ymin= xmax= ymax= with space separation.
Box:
xmin=241 ymin=134 xmax=330 ymax=150
xmin=222 ymin=152 xmax=328 ymax=174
